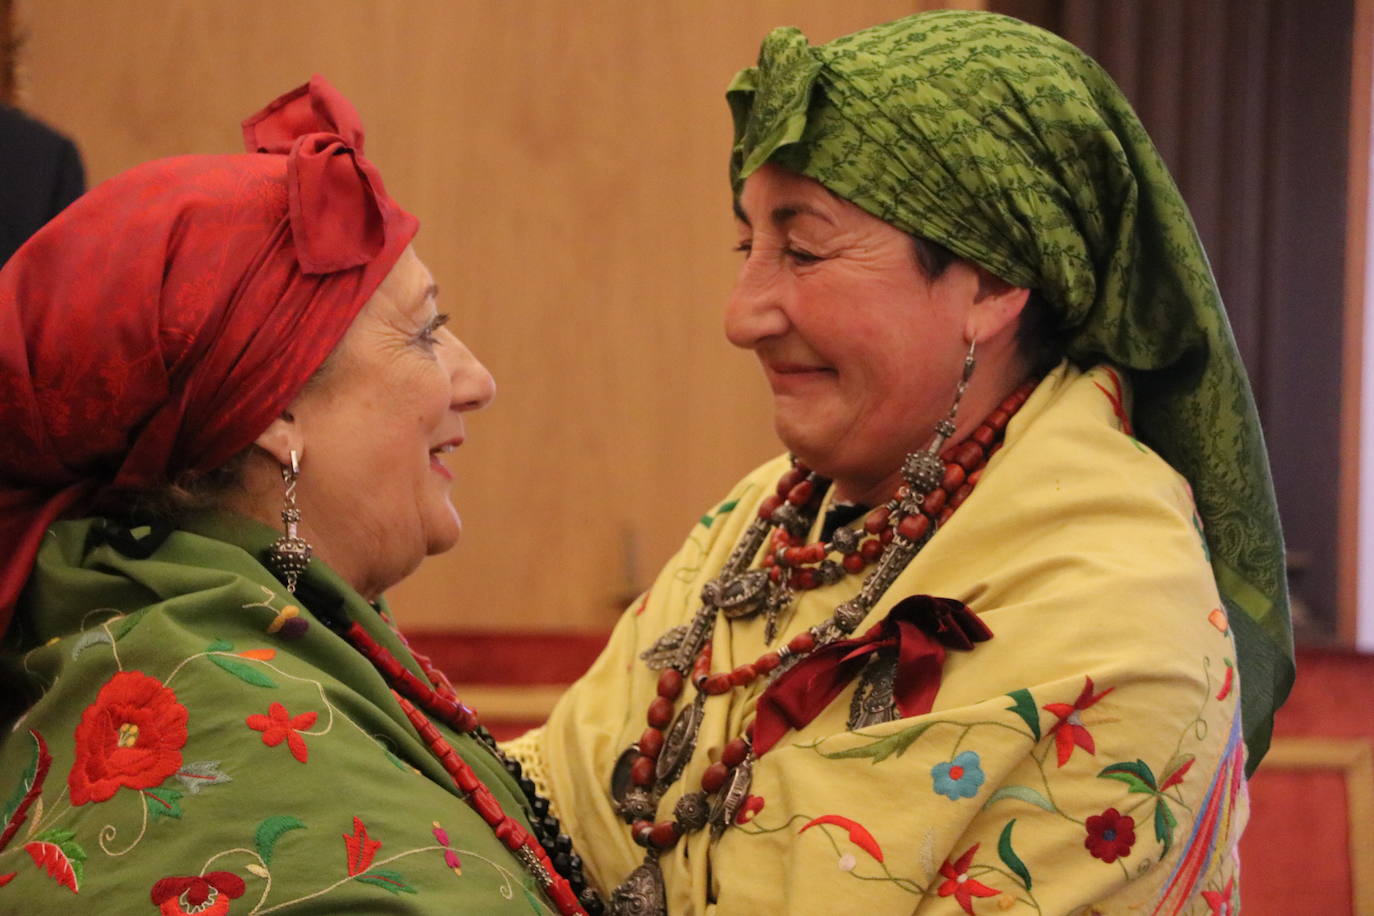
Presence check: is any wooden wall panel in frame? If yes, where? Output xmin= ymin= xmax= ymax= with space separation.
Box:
xmin=13 ymin=1 xmax=979 ymax=630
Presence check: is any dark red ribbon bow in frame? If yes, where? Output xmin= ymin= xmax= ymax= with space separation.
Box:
xmin=752 ymin=595 xmax=993 ymax=756
xmin=242 ymin=74 xmax=385 ymax=274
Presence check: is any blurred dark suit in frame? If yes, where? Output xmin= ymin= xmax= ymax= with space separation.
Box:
xmin=0 ymin=104 xmax=84 ymax=265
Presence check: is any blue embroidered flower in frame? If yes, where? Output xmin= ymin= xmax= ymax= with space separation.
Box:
xmin=931 ymin=750 xmax=985 ymax=800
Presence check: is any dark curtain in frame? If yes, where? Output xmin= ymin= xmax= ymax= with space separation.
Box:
xmin=994 ymin=0 xmax=1353 ymax=643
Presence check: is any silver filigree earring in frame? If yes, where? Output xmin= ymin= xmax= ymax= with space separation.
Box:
xmin=265 ymin=449 xmax=311 ymax=593
xmin=901 ymin=338 xmax=976 ymax=497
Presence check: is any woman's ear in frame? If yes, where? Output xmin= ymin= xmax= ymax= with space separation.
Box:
xmin=965 ymin=267 xmax=1031 ymax=344
xmin=253 ymin=411 xmax=305 ymax=468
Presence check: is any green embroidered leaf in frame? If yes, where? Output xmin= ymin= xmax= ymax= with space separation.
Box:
xmin=0 ymin=731 xmax=44 ymax=829
xmin=982 ymin=785 xmax=1054 ymax=813
xmin=355 ymin=869 xmax=417 ymax=894
xmin=1098 ymin=759 xmax=1158 ymax=794
xmin=206 ymin=638 xmax=233 ymax=653
xmin=1004 ymin=689 xmax=1041 ymax=741
xmin=144 ymin=787 xmax=183 ymax=822
xmin=32 ymin=827 xmax=75 ymax=845
xmin=254 ymin=815 xmax=306 ymax=864
xmin=819 ymin=721 xmax=934 ymax=764
xmin=70 ymin=629 xmax=113 ymax=660
xmin=175 ymin=761 xmax=232 ymax=795
xmin=700 ymin=499 xmax=741 ymax=528
xmin=382 ymin=749 xmax=415 ymax=773
xmin=997 ymin=820 xmax=1032 ymax=891
xmin=1154 ymin=798 xmax=1178 ymax=855
xmin=114 ymin=613 xmax=142 ymax=639
xmin=208 ymin=654 xmax=277 ymax=688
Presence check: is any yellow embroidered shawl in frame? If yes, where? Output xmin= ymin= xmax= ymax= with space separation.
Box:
xmin=510 ymin=363 xmax=1246 ymax=915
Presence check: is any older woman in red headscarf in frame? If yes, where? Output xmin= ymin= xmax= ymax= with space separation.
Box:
xmin=0 ymin=77 xmax=599 ymax=915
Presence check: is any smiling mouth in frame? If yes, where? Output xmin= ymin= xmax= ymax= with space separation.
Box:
xmin=429 ymin=441 xmax=461 ymax=480
xmin=764 ymin=362 xmax=835 ymax=390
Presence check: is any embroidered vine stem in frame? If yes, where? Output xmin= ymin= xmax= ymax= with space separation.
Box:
xmin=250 ymin=846 xmax=530 ymax=915
xmin=162 ymin=653 xmax=348 ymax=740
xmin=200 ymin=846 xmax=271 ymax=913
xmin=810 ymin=824 xmax=924 ymax=895
xmin=23 ymin=789 xmax=69 ymax=839
xmin=1030 ymin=751 xmax=1084 ymax=826
xmin=98 ymin=800 xmax=148 ymax=856
xmin=973 ymin=863 xmax=1044 ymax=914
xmin=101 ymin=619 xmax=125 ymax=670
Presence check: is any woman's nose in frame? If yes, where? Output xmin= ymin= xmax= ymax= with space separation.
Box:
xmin=724 ymin=259 xmax=790 ymax=349
xmin=446 ymin=336 xmax=496 ymax=412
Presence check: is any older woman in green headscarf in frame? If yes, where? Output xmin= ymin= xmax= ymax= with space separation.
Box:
xmin=507 ymin=11 xmax=1291 ymax=914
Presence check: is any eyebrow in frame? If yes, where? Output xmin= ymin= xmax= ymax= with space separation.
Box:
xmin=732 ymin=199 xmax=836 ymax=228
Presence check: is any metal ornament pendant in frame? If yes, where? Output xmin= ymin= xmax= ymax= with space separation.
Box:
xmin=708 ymin=753 xmax=754 ymax=838
xmin=610 ymin=745 xmax=640 ymax=807
xmin=762 ymin=582 xmax=794 ymax=644
xmin=656 ymin=693 xmax=705 ymax=783
xmin=640 ymin=624 xmax=687 ymax=671
xmin=710 ymin=569 xmax=770 ymax=620
xmin=847 ymin=649 xmax=899 ymax=729
xmin=609 ymin=858 xmax=667 ymax=916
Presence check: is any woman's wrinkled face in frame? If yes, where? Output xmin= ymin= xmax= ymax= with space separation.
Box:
xmin=726 ymin=164 xmax=985 ymax=502
xmin=284 ymin=246 xmax=495 ymax=598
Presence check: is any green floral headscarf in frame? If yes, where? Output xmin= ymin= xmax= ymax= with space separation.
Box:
xmin=727 ymin=10 xmax=1292 ymax=773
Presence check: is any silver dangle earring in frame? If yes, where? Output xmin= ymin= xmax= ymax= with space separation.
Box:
xmin=265 ymin=449 xmax=312 ymax=593
xmin=901 ymin=339 xmax=976 ymax=498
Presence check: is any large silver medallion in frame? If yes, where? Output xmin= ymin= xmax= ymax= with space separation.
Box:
xmin=610 ymin=744 xmax=640 ymax=807
xmin=708 ymin=753 xmax=754 ymax=838
xmin=656 ymin=693 xmax=705 ymax=783
xmin=639 ymin=624 xmax=688 ymax=671
xmin=610 ymin=859 xmax=667 ymax=916
xmin=711 ymin=569 xmax=771 ymax=620
xmin=847 ymin=649 xmax=899 ymax=729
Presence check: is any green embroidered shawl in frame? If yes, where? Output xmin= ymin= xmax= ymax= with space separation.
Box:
xmin=0 ymin=514 xmax=556 ymax=912
xmin=725 ymin=10 xmax=1292 ymax=771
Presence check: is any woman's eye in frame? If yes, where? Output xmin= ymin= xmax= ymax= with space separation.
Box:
xmin=418 ymin=313 xmax=451 ymax=346
xmin=786 ymin=248 xmax=823 ymax=264
xmin=733 ymin=241 xmax=753 ymax=256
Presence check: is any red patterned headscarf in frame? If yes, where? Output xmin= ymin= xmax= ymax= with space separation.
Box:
xmin=0 ymin=75 xmax=419 ymax=626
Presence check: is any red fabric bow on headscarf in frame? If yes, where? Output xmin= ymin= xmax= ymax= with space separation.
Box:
xmin=0 ymin=75 xmax=419 ymax=628
xmin=752 ymin=595 xmax=993 ymax=756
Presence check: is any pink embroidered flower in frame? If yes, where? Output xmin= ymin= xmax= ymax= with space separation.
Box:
xmin=69 ymin=671 xmax=188 ymax=805
xmin=1201 ymin=876 xmax=1235 ymax=915
xmin=149 ymin=871 xmax=244 ymax=915
xmin=245 ymin=702 xmax=317 ymax=763
xmin=937 ymin=843 xmax=1000 ymax=914
xmin=1084 ymin=807 xmax=1135 ymax=862
xmin=1043 ymin=676 xmax=1114 ymax=767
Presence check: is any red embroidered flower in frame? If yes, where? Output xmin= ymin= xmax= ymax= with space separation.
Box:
xmin=1201 ymin=876 xmax=1235 ymax=915
xmin=735 ymin=794 xmax=766 ymax=825
xmin=937 ymin=843 xmax=1000 ymax=914
xmin=1084 ymin=807 xmax=1135 ymax=862
xmin=245 ymin=702 xmax=317 ymax=763
xmin=1043 ymin=676 xmax=1114 ymax=767
xmin=68 ymin=670 xmax=188 ymax=805
xmin=149 ymin=871 xmax=245 ymax=915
